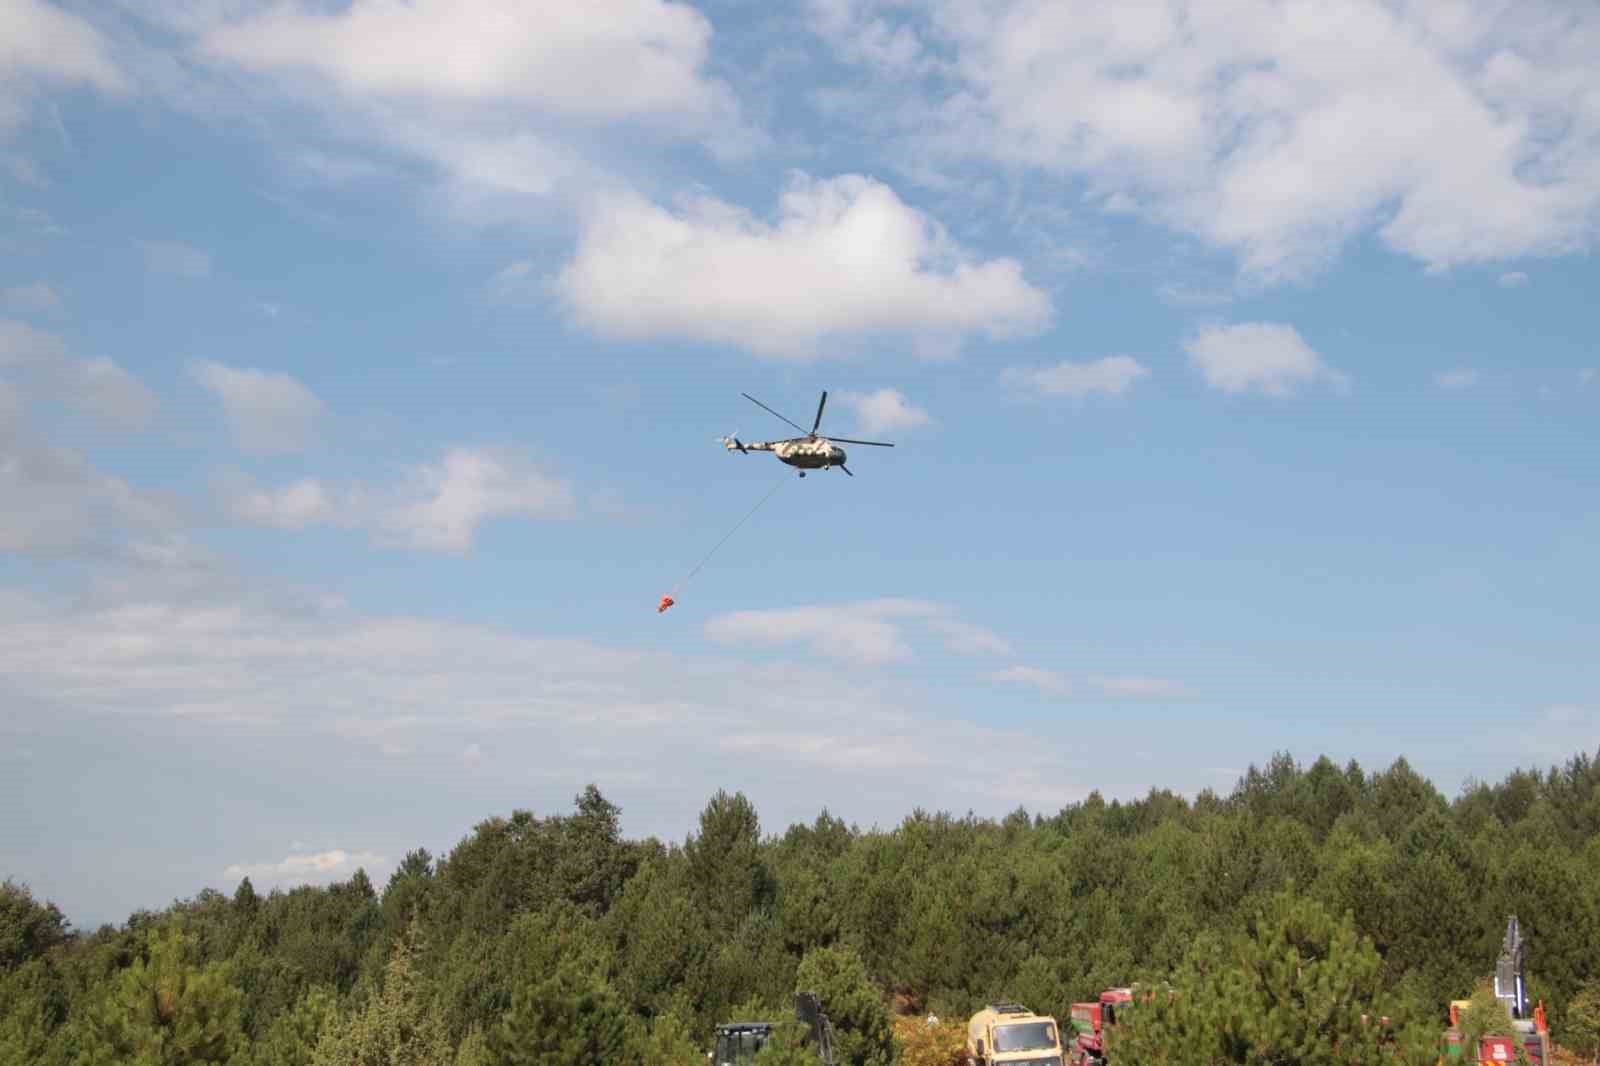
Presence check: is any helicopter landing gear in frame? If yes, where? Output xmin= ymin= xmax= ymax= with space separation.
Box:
xmin=798 ymin=470 xmax=806 ymax=478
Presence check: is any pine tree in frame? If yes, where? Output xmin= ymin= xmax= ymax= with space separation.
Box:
xmin=484 ymin=965 xmax=631 ymax=1065
xmin=83 ymin=926 xmax=244 ymax=1066
xmin=0 ymin=880 xmax=69 ymax=970
xmin=1566 ymin=980 xmax=1600 ymax=1066
xmin=795 ymin=945 xmax=894 ymax=1066
xmin=686 ymin=790 xmax=772 ymax=936
xmin=1109 ymin=891 xmax=1439 ymax=1066
xmin=310 ymin=922 xmax=450 ymax=1066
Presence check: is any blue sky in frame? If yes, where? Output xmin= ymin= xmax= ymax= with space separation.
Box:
xmin=2 ymin=0 xmax=1597 ymax=928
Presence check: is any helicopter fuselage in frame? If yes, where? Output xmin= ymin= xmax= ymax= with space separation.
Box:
xmin=725 ymin=436 xmax=846 ymax=469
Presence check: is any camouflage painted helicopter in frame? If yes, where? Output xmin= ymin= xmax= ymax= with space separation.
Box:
xmin=720 ymin=391 xmax=894 ymax=477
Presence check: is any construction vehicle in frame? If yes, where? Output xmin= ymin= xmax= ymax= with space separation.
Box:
xmin=1442 ymin=916 xmax=1552 ymax=1066
xmin=967 ymin=1002 xmax=1068 ymax=1065
xmin=1067 ymin=988 xmax=1134 ymax=1066
xmin=709 ymin=992 xmax=836 ymax=1065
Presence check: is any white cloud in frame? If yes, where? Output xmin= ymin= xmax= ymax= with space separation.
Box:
xmin=0 ymin=318 xmax=156 ymax=429
xmin=374 ymin=447 xmax=576 ymax=553
xmin=189 ymin=359 xmax=322 ymax=453
xmin=1091 ymin=676 xmax=1184 ymax=698
xmin=0 ymin=0 xmax=126 ymax=136
xmin=1001 ymin=355 xmax=1149 ymax=399
xmin=0 ymin=316 xmax=66 ymax=368
xmin=1580 ymin=369 xmax=1596 ymax=389
xmin=811 ymin=0 xmax=1600 ymax=281
xmin=927 ymin=618 xmax=1012 ymax=657
xmin=1 ymin=282 xmax=61 ymax=314
xmin=705 ymin=599 xmax=1010 ymax=666
xmin=1434 ymin=368 xmax=1480 ymax=390
xmin=836 ymin=388 xmax=930 ymax=435
xmin=223 ymin=447 xmax=576 ymax=553
xmin=0 ymin=379 xmax=22 ymax=432
xmin=223 ymin=848 xmax=387 ymax=889
xmin=68 ymin=357 xmax=159 ymax=430
xmin=555 ymin=173 xmax=1052 ymax=359
xmin=141 ymin=240 xmax=213 ymax=278
xmin=1498 ymin=271 xmax=1530 ymax=288
xmin=169 ymin=0 xmax=756 ymax=220
xmin=200 ymin=0 xmax=736 ymax=127
xmin=987 ymin=665 xmax=1070 ymax=696
xmin=0 ymin=583 xmax=1091 ymax=820
xmin=1185 ymin=322 xmax=1348 ymax=397
xmin=224 ymin=476 xmax=338 ymax=530
xmin=706 ymin=600 xmax=926 ymax=666
xmin=0 ymin=431 xmax=180 ymax=558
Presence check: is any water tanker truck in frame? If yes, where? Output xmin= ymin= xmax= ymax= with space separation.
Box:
xmin=967 ymin=1002 xmax=1068 ymax=1066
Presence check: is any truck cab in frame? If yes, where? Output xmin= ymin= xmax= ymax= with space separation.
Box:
xmin=1070 ymin=987 xmax=1135 ymax=1066
xmin=711 ymin=1022 xmax=775 ymax=1065
xmin=709 ymin=993 xmax=836 ymax=1065
xmin=967 ymin=1002 xmax=1067 ymax=1066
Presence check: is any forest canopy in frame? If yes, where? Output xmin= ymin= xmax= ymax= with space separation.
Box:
xmin=3 ymin=748 xmax=1599 ymax=1064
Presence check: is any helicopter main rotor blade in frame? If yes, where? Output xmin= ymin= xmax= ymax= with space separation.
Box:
xmin=811 ymin=390 xmax=828 ymax=435
xmin=741 ymin=393 xmax=809 ymax=435
xmin=825 ymin=437 xmax=895 ymax=447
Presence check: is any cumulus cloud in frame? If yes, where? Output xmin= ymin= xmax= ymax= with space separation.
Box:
xmin=0 ymin=0 xmax=126 ymax=137
xmin=1185 ymin=322 xmax=1348 ymax=397
xmin=223 ymin=848 xmax=387 ymax=889
xmin=554 ymin=173 xmax=1052 ymax=358
xmin=1434 ymin=368 xmax=1480 ymax=390
xmin=189 ymin=359 xmax=322 ymax=453
xmin=166 ymin=0 xmax=755 ymax=216
xmin=69 ymin=357 xmax=158 ymax=429
xmin=141 ymin=240 xmax=212 ymax=278
xmin=222 ymin=447 xmax=576 ymax=553
xmin=1498 ymin=272 xmax=1530 ymax=288
xmin=374 ymin=447 xmax=576 ymax=553
xmin=987 ymin=665 xmax=1070 ymax=696
xmin=705 ymin=599 xmax=1010 ymax=666
xmin=1 ymin=282 xmax=61 ymax=314
xmin=0 ymin=318 xmax=156 ymax=429
xmin=200 ymin=0 xmax=736 ymax=128
xmin=928 ymin=618 xmax=1012 ymax=656
xmin=810 ymin=0 xmax=1600 ymax=280
xmin=836 ymin=388 xmax=930 ymax=435
xmin=0 ymin=432 xmax=179 ymax=558
xmin=1000 ymin=355 xmax=1149 ymax=399
xmin=0 ymin=316 xmax=67 ymax=369
xmin=224 ymin=477 xmax=338 ymax=530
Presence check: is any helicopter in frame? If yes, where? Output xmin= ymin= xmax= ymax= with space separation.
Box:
xmin=720 ymin=391 xmax=894 ymax=477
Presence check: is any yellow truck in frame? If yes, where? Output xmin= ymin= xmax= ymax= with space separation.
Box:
xmin=967 ymin=1002 xmax=1067 ymax=1066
